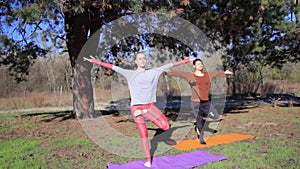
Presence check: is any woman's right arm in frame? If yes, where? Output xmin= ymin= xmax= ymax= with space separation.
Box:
xmin=168 ymin=69 xmax=190 ymax=80
xmin=84 ymin=56 xmax=131 ymax=78
xmin=83 ymin=56 xmax=113 ymax=69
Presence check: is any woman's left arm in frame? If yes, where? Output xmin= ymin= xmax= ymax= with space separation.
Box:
xmin=211 ymin=70 xmax=234 ymax=78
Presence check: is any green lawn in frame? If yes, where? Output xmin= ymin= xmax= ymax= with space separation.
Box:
xmin=0 ymin=106 xmax=299 ymax=169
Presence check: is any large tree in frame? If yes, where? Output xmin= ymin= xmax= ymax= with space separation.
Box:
xmin=176 ymin=0 xmax=300 ymax=94
xmin=1 ymin=0 xmax=299 ymax=118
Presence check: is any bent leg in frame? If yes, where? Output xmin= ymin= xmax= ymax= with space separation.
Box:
xmin=208 ymin=103 xmax=220 ymax=119
xmin=146 ymin=104 xmax=170 ymax=130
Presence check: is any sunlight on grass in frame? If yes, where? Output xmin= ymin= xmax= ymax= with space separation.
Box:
xmin=50 ymin=137 xmax=93 ymax=149
xmin=197 ymin=137 xmax=299 ymax=169
xmin=0 ymin=139 xmax=49 ymax=168
xmin=0 ymin=106 xmax=298 ymax=168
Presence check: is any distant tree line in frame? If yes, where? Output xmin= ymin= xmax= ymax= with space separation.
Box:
xmin=0 ymin=55 xmax=299 ymax=99
xmin=0 ymin=54 xmax=72 ymax=98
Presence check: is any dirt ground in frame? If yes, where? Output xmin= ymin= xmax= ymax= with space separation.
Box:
xmin=0 ymin=79 xmax=299 ymax=169
xmin=2 ymin=104 xmax=299 ymax=164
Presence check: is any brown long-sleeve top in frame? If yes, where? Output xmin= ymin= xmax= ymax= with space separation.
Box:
xmin=169 ymin=70 xmax=225 ymax=102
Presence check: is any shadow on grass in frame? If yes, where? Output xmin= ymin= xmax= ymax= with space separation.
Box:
xmin=148 ymin=124 xmax=191 ymax=158
xmin=20 ymin=110 xmax=75 ymax=122
xmin=163 ymin=93 xmax=300 ymax=116
xmin=16 ymin=96 xmax=254 ymax=124
xmin=18 ymin=109 xmax=121 ymax=123
xmin=17 ymin=93 xmax=299 ymax=124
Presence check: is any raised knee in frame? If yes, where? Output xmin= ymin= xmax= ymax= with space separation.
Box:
xmin=161 ymin=124 xmax=170 ymax=131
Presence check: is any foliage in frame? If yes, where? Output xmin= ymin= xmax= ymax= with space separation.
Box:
xmin=0 ymin=38 xmax=47 ymax=82
xmin=0 ymin=0 xmax=63 ymax=82
xmin=1 ymin=0 xmax=299 ymax=74
xmin=220 ymin=0 xmax=300 ymax=70
xmin=1 ymin=0 xmax=299 ymax=117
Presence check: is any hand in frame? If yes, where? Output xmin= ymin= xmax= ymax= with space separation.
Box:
xmin=225 ymin=70 xmax=234 ymax=75
xmin=83 ymin=56 xmax=97 ymax=63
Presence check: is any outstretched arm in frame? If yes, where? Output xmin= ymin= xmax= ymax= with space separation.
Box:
xmin=158 ymin=57 xmax=194 ymax=72
xmin=167 ymin=69 xmax=189 ymax=79
xmin=211 ymin=69 xmax=234 ymax=78
xmin=172 ymin=57 xmax=194 ymax=66
xmin=224 ymin=70 xmax=234 ymax=75
xmin=83 ymin=56 xmax=113 ymax=69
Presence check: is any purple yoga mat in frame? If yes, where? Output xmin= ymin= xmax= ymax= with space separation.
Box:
xmin=107 ymin=150 xmax=226 ymax=169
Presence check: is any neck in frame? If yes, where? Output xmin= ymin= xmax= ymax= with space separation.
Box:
xmin=137 ymin=67 xmax=146 ymax=71
xmin=194 ymin=69 xmax=204 ymax=76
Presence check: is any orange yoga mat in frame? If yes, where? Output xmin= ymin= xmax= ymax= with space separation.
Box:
xmin=174 ymin=133 xmax=256 ymax=150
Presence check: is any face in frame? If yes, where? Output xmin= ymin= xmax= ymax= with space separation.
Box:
xmin=135 ymin=53 xmax=147 ymax=68
xmin=193 ymin=60 xmax=204 ymax=71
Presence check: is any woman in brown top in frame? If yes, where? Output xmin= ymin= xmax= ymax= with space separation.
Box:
xmin=169 ymin=58 xmax=233 ymax=144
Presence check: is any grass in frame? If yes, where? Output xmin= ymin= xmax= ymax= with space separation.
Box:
xmin=0 ymin=106 xmax=299 ymax=169
xmin=198 ymin=106 xmax=300 ymax=169
xmin=200 ymin=137 xmax=299 ymax=169
xmin=0 ymin=139 xmax=49 ymax=169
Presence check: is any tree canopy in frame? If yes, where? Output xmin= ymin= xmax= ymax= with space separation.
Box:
xmin=1 ymin=0 xmax=299 ymax=118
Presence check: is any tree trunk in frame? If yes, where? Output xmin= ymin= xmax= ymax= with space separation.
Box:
xmin=44 ymin=59 xmax=52 ymax=92
xmin=65 ymin=11 xmax=95 ymax=118
xmin=231 ymin=69 xmax=237 ymax=95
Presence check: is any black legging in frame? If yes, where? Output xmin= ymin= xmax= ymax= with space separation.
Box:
xmin=191 ymin=101 xmax=219 ymax=139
